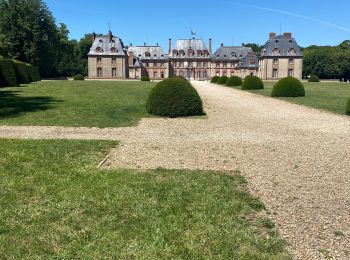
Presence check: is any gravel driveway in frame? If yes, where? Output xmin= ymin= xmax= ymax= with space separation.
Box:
xmin=0 ymin=81 xmax=349 ymax=259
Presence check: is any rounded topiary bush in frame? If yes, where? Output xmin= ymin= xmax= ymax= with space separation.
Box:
xmin=242 ymin=75 xmax=264 ymax=90
xmin=73 ymin=74 xmax=84 ymax=80
xmin=272 ymin=77 xmax=305 ymax=97
xmin=141 ymin=75 xmax=150 ymax=81
xmin=346 ymin=98 xmax=350 ymax=116
xmin=217 ymin=76 xmax=229 ymax=85
xmin=308 ymin=75 xmax=320 ymax=82
xmin=146 ymin=78 xmax=204 ymax=117
xmin=172 ymin=76 xmax=187 ymax=82
xmin=210 ymin=76 xmax=219 ymax=83
xmin=226 ymin=76 xmax=242 ymax=86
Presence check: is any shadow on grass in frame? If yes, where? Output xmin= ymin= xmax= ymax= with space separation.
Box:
xmin=0 ymin=88 xmax=60 ymax=119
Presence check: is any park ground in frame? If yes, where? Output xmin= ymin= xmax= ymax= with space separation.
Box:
xmin=1 ymin=80 xmax=350 ymax=259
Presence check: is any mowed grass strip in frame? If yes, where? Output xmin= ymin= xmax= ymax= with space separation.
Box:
xmin=0 ymin=80 xmax=155 ymax=127
xmin=0 ymin=139 xmax=289 ymax=259
xmin=229 ymin=81 xmax=350 ymax=115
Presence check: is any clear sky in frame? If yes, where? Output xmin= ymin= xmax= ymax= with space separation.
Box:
xmin=45 ymin=0 xmax=350 ymax=49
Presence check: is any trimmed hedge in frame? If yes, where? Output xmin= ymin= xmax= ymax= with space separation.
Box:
xmin=210 ymin=76 xmax=220 ymax=83
xmin=308 ymin=75 xmax=320 ymax=82
xmin=346 ymin=98 xmax=350 ymax=115
xmin=13 ymin=61 xmax=30 ymax=84
xmin=226 ymin=76 xmax=242 ymax=86
xmin=146 ymin=78 xmax=204 ymax=117
xmin=141 ymin=75 xmax=150 ymax=81
xmin=271 ymin=77 xmax=305 ymax=97
xmin=0 ymin=59 xmax=17 ymax=87
xmin=217 ymin=76 xmax=229 ymax=84
xmin=242 ymin=75 xmax=264 ymax=90
xmin=26 ymin=64 xmax=41 ymax=82
xmin=73 ymin=74 xmax=85 ymax=80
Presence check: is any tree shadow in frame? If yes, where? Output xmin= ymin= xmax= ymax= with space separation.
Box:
xmin=0 ymin=88 xmax=60 ymax=119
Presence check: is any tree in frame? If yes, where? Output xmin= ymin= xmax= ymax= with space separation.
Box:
xmin=0 ymin=0 xmax=59 ymax=76
xmin=242 ymin=43 xmax=263 ymax=55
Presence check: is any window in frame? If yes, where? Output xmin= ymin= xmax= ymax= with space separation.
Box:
xmin=203 ymin=70 xmax=207 ymax=78
xmin=288 ymin=48 xmax=296 ymax=55
xmin=145 ymin=62 xmax=149 ymax=68
xmin=153 ymin=72 xmax=157 ymax=79
xmin=153 ymin=62 xmax=157 ymax=68
xmin=189 ymin=61 xmax=193 ymax=67
xmin=272 ymin=69 xmax=278 ymax=78
xmin=97 ymin=68 xmax=102 ymax=77
xmin=273 ymin=59 xmax=279 ymax=65
xmin=197 ymin=71 xmax=201 ymax=78
xmin=97 ymin=57 xmax=102 ymax=63
xmin=216 ymin=62 xmax=220 ymax=68
xmin=99 ymin=39 xmax=103 ymax=43
xmin=161 ymin=62 xmax=164 ymax=68
xmin=112 ymin=68 xmax=117 ymax=77
xmin=289 ymin=58 xmax=294 ymax=64
xmin=203 ymin=62 xmax=207 ymax=67
xmin=145 ymin=52 xmax=151 ymax=57
xmin=161 ymin=72 xmax=164 ymax=78
xmin=231 ymin=52 xmax=236 ymax=58
xmin=112 ymin=57 xmax=116 ymax=64
xmin=197 ymin=61 xmax=202 ymax=68
xmin=96 ymin=47 xmax=103 ymax=53
xmin=180 ymin=61 xmax=184 ymax=68
xmin=223 ymin=62 xmax=227 ymax=68
xmin=272 ymin=48 xmax=280 ymax=54
xmin=110 ymin=47 xmax=117 ymax=53
xmin=288 ymin=69 xmax=294 ymax=77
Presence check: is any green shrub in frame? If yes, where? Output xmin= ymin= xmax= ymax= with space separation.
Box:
xmin=242 ymin=75 xmax=264 ymax=90
xmin=308 ymin=75 xmax=320 ymax=82
xmin=73 ymin=74 xmax=84 ymax=80
xmin=13 ymin=60 xmax=30 ymax=84
xmin=210 ymin=76 xmax=219 ymax=83
xmin=217 ymin=76 xmax=229 ymax=84
xmin=141 ymin=75 xmax=150 ymax=81
xmin=346 ymin=98 xmax=350 ymax=115
xmin=0 ymin=59 xmax=17 ymax=87
xmin=26 ymin=64 xmax=41 ymax=82
xmin=226 ymin=76 xmax=242 ymax=86
xmin=172 ymin=76 xmax=187 ymax=82
xmin=146 ymin=78 xmax=204 ymax=117
xmin=272 ymin=77 xmax=305 ymax=97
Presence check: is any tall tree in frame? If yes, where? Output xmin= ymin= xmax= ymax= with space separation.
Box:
xmin=0 ymin=0 xmax=59 ymax=76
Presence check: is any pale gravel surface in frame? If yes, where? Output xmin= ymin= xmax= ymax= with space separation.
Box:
xmin=0 ymin=81 xmax=349 ymax=259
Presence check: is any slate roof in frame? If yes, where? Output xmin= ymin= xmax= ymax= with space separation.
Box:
xmin=213 ymin=46 xmax=258 ymax=68
xmin=261 ymin=35 xmax=302 ymax=57
xmin=128 ymin=46 xmax=169 ymax=60
xmin=170 ymin=39 xmax=211 ymax=58
xmin=88 ymin=32 xmax=126 ymax=56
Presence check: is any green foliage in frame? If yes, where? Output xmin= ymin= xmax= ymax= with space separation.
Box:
xmin=26 ymin=64 xmax=41 ymax=82
xmin=0 ymin=59 xmax=17 ymax=86
xmin=13 ymin=60 xmax=30 ymax=84
xmin=146 ymin=78 xmax=204 ymax=117
xmin=242 ymin=75 xmax=264 ymax=90
xmin=272 ymin=77 xmax=305 ymax=97
xmin=171 ymin=75 xmax=187 ymax=82
xmin=217 ymin=76 xmax=229 ymax=84
xmin=210 ymin=76 xmax=220 ymax=83
xmin=242 ymin=43 xmax=263 ymax=54
xmin=141 ymin=75 xmax=150 ymax=81
xmin=346 ymin=98 xmax=350 ymax=115
xmin=308 ymin=75 xmax=320 ymax=82
xmin=226 ymin=76 xmax=242 ymax=86
xmin=73 ymin=74 xmax=84 ymax=80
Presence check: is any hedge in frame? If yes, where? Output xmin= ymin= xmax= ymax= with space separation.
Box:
xmin=271 ymin=77 xmax=305 ymax=97
xmin=217 ymin=76 xmax=229 ymax=84
xmin=226 ymin=76 xmax=242 ymax=86
xmin=346 ymin=98 xmax=350 ymax=115
xmin=73 ymin=74 xmax=84 ymax=80
xmin=141 ymin=75 xmax=150 ymax=81
xmin=210 ymin=76 xmax=220 ymax=83
xmin=0 ymin=59 xmax=17 ymax=87
xmin=13 ymin=60 xmax=30 ymax=84
xmin=242 ymin=75 xmax=264 ymax=90
xmin=308 ymin=75 xmax=320 ymax=82
xmin=146 ymin=78 xmax=204 ymax=117
xmin=26 ymin=64 xmax=41 ymax=82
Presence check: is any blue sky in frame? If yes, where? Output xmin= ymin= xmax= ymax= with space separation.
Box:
xmin=45 ymin=0 xmax=350 ymax=49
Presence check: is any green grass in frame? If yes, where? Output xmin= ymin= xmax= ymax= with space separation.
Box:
xmin=229 ymin=81 xmax=350 ymax=115
xmin=0 ymin=80 xmax=155 ymax=127
xmin=0 ymin=139 xmax=289 ymax=259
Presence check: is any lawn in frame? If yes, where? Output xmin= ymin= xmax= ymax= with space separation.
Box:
xmin=0 ymin=80 xmax=155 ymax=127
xmin=229 ymin=81 xmax=350 ymax=115
xmin=0 ymin=139 xmax=289 ymax=259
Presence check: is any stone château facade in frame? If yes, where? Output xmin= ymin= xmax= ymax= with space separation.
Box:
xmin=88 ymin=31 xmax=303 ymax=80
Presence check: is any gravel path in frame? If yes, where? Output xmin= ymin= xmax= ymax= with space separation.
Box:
xmin=0 ymin=81 xmax=349 ymax=259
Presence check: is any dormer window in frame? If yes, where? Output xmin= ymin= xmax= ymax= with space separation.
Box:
xmin=154 ymin=54 xmax=157 ymax=57
xmin=179 ymin=50 xmax=185 ymax=56
xmin=272 ymin=48 xmax=280 ymax=55
xmin=288 ymin=48 xmax=296 ymax=55
xmin=161 ymin=54 xmax=164 ymax=57
xmin=99 ymin=39 xmax=103 ymax=43
xmin=95 ymin=47 xmax=103 ymax=53
xmin=197 ymin=50 xmax=203 ymax=56
xmin=275 ymin=40 xmax=279 ymax=43
xmin=110 ymin=47 xmax=117 ymax=53
xmin=230 ymin=52 xmax=236 ymax=58
xmin=111 ymin=40 xmax=115 ymax=43
xmin=145 ymin=52 xmax=151 ymax=57
xmin=224 ymin=55 xmax=227 ymax=58
xmin=188 ymin=49 xmax=194 ymax=56
xmin=289 ymin=40 xmax=293 ymax=43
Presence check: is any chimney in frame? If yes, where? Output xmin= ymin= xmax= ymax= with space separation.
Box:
xmin=128 ymin=51 xmax=134 ymax=66
xmin=269 ymin=32 xmax=276 ymax=39
xmin=156 ymin=42 xmax=159 ymax=47
xmin=92 ymin=32 xmax=96 ymax=41
xmin=220 ymin=43 xmax=224 ymax=47
xmin=144 ymin=42 xmax=146 ymax=46
xmin=283 ymin=32 xmax=292 ymax=38
xmin=108 ymin=30 xmax=113 ymax=42
xmin=168 ymin=38 xmax=172 ymax=53
xmin=209 ymin=38 xmax=212 ymax=53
